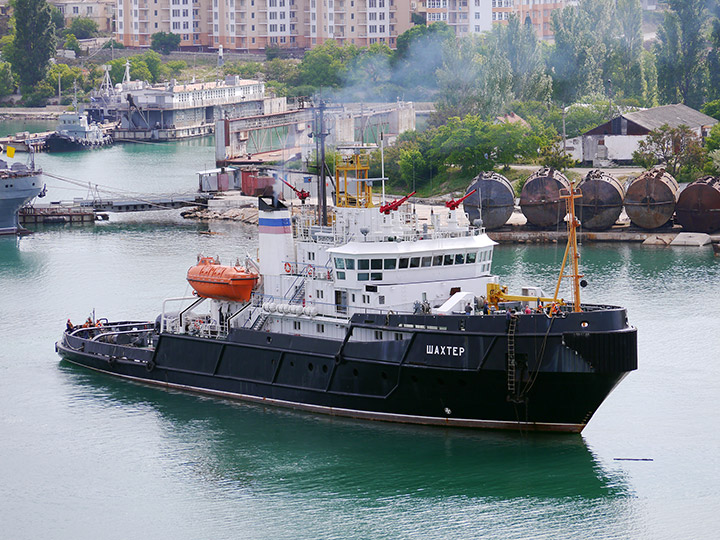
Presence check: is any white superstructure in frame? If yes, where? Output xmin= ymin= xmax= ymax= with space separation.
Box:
xmin=175 ymin=153 xmax=500 ymax=342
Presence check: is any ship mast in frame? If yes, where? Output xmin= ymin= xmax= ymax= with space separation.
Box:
xmin=553 ymin=181 xmax=583 ymax=312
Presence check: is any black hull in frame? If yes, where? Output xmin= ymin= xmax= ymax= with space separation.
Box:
xmin=57 ymin=310 xmax=637 ymax=433
xmin=45 ymin=134 xmax=113 ymax=152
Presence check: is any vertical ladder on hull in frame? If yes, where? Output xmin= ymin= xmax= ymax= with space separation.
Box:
xmin=507 ymin=315 xmax=517 ymax=394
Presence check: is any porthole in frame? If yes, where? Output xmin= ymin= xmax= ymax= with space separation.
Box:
xmin=353 ymin=368 xmax=359 ymax=377
xmin=322 ymin=364 xmax=328 ymax=373
xmin=381 ymin=371 xmax=387 ymax=380
xmin=308 ymin=363 xmax=314 ymax=371
xmin=290 ymin=361 xmax=295 ymax=367
xmin=581 ymin=321 xmax=589 ymax=328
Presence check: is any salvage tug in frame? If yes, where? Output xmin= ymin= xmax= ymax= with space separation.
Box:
xmin=57 ymin=153 xmax=637 ymax=432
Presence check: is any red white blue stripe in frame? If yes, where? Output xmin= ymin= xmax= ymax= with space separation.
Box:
xmin=259 ymin=217 xmax=292 ymax=234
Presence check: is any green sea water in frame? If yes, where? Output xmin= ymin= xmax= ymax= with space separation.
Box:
xmin=1 ymin=127 xmax=719 ymax=539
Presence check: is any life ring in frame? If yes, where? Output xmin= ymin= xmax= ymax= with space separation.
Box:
xmin=284 ymin=262 xmax=292 ymax=273
xmin=307 ymin=266 xmax=314 ymax=277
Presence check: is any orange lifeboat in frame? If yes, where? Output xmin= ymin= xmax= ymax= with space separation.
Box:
xmin=187 ymin=257 xmax=259 ymax=302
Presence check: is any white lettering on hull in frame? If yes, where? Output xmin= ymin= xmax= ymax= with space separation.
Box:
xmin=426 ymin=345 xmax=466 ymax=357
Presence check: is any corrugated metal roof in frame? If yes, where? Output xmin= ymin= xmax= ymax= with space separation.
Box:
xmin=623 ymin=104 xmax=717 ymax=130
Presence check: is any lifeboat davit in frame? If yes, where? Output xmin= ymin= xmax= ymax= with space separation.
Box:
xmin=187 ymin=257 xmax=258 ymax=302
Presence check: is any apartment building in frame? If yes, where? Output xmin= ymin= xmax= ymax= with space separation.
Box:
xmin=508 ymin=0 xmax=569 ymax=41
xmin=425 ymin=0 xmax=492 ymax=36
xmin=115 ymin=0 xmax=412 ymax=51
xmin=50 ymin=0 xmax=116 ymax=33
xmin=419 ymin=0 xmax=569 ymax=40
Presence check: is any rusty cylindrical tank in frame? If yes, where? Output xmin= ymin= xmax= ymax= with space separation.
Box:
xmin=624 ymin=167 xmax=679 ymax=229
xmin=575 ymin=170 xmax=625 ymax=230
xmin=462 ymin=172 xmax=515 ymax=229
xmin=519 ymin=167 xmax=571 ymax=228
xmin=675 ymin=176 xmax=720 ymax=233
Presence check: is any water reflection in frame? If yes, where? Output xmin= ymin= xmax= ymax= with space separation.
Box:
xmin=60 ymin=362 xmax=629 ymax=502
xmin=0 ymin=236 xmax=43 ymax=278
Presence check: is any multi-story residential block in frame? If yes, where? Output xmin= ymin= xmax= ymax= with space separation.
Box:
xmin=50 ymin=0 xmax=115 ymax=33
xmin=419 ymin=0 xmax=570 ymax=41
xmin=114 ymin=0 xmax=413 ymax=51
xmin=508 ymin=0 xmax=568 ymax=41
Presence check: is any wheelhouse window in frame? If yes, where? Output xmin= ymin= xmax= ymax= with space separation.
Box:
xmin=432 ymin=255 xmax=443 ymax=266
xmin=358 ymin=273 xmax=369 ymax=281
xmin=371 ymin=259 xmax=382 ymax=270
xmin=334 ymin=257 xmax=345 ymax=269
xmin=399 ymin=258 xmax=409 ymax=269
xmin=421 ymin=256 xmax=432 ymax=267
xmin=345 ymin=258 xmax=355 ymax=269
xmin=466 ymin=252 xmax=477 ymax=263
xmin=444 ymin=254 xmax=454 ymax=265
xmin=455 ymin=253 xmax=465 ymax=264
xmin=410 ymin=257 xmax=420 ymax=268
xmin=371 ymin=272 xmax=383 ymax=281
xmin=336 ymin=271 xmax=345 ymax=280
xmin=359 ymin=259 xmax=370 ymax=270
xmin=384 ymin=259 xmax=396 ymax=269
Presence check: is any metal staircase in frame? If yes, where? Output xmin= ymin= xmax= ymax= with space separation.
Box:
xmin=289 ymin=282 xmax=305 ymax=304
xmin=251 ymin=312 xmax=270 ymax=331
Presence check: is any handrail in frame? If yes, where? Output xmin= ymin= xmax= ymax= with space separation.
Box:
xmin=161 ymin=296 xmax=202 ymax=333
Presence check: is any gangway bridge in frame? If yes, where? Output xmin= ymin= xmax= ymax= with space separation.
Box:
xmin=38 ymin=171 xmax=212 ymax=214
xmin=73 ymin=192 xmax=211 ymax=213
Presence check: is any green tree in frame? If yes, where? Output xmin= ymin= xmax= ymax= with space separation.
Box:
xmin=296 ymin=41 xmax=358 ymax=89
xmin=490 ymin=14 xmax=551 ymax=103
xmin=0 ymin=61 xmax=15 ymax=97
xmin=701 ymin=100 xmax=720 ymax=121
xmin=264 ymin=58 xmax=299 ymax=85
xmin=166 ymin=60 xmax=187 ymax=78
xmin=563 ymin=98 xmax=619 ymax=138
xmin=46 ymin=63 xmax=84 ymax=97
xmin=539 ymin=137 xmax=579 ymax=170
xmin=655 ymin=0 xmax=707 ymax=108
xmin=398 ymin=147 xmax=425 ymax=189
xmin=410 ymin=12 xmax=425 ymax=26
xmin=49 ymin=5 xmax=64 ymax=36
xmin=102 ymin=39 xmax=125 ymax=50
xmin=436 ymin=37 xmax=514 ymax=124
xmin=550 ymin=0 xmax=610 ymax=104
xmin=140 ymin=51 xmax=165 ymax=82
xmin=6 ymin=0 xmax=56 ymax=94
xmin=704 ymin=122 xmax=720 ymax=153
xmin=63 ymin=34 xmax=81 ymax=56
xmin=707 ymin=3 xmax=720 ymax=102
xmin=640 ymin=50 xmax=658 ymax=107
xmin=611 ymin=0 xmax=645 ymax=101
xmin=150 ymin=31 xmax=181 ymax=55
xmin=428 ymin=115 xmax=540 ymax=176
xmin=68 ymin=17 xmax=98 ymax=40
xmin=393 ymin=22 xmax=454 ymax=98
xmin=632 ymin=124 xmax=705 ymax=180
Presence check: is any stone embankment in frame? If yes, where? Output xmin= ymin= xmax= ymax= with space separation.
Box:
xmin=0 ymin=105 xmax=66 ymax=120
xmin=181 ymin=191 xmax=720 ymax=245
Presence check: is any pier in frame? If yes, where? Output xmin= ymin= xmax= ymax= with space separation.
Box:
xmin=20 ymin=192 xmax=210 ymax=225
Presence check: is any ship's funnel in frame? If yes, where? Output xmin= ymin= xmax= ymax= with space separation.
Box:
xmin=258 ymin=196 xmax=295 ymax=298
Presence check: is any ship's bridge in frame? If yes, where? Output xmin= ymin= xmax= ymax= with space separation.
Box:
xmin=327 ymin=235 xmax=497 ymax=286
